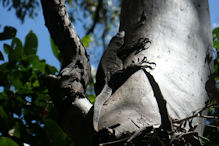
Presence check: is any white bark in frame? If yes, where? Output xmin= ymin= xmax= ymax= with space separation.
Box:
xmin=98 ymin=0 xmax=213 ymax=137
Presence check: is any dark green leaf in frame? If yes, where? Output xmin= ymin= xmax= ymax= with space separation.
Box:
xmin=0 ymin=26 xmax=17 ymax=40
xmin=0 ymin=92 xmax=8 ymax=100
xmin=32 ymin=60 xmax=46 ymax=73
xmin=50 ymin=37 xmax=60 ymax=61
xmin=12 ymin=78 xmax=23 ymax=89
xmin=45 ymin=64 xmax=58 ymax=74
xmin=0 ymin=137 xmax=18 ymax=146
xmin=0 ymin=50 xmax=4 ymax=60
xmin=23 ymin=54 xmax=39 ymax=65
xmin=3 ymin=44 xmax=11 ymax=54
xmin=44 ymin=119 xmax=68 ymax=146
xmin=81 ymin=35 xmax=91 ymax=48
xmin=13 ymin=122 xmax=21 ymax=138
xmin=0 ymin=106 xmax=7 ymax=119
xmin=214 ymin=64 xmax=218 ymax=74
xmin=12 ymin=38 xmax=23 ymax=50
xmin=213 ymin=27 xmax=219 ymax=37
xmin=12 ymin=37 xmax=23 ymax=60
xmin=24 ymin=30 xmax=38 ymax=55
xmin=6 ymin=37 xmax=23 ymax=62
xmin=34 ymin=94 xmax=48 ymax=107
xmin=24 ymin=55 xmax=38 ymax=66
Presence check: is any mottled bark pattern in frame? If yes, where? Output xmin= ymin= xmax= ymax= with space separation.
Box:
xmin=41 ymin=0 xmax=92 ymax=145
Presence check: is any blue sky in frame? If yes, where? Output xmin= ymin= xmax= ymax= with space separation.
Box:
xmin=0 ymin=0 xmax=219 ymax=70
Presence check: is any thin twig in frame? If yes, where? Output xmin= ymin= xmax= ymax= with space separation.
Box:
xmin=198 ymin=115 xmax=218 ymax=119
xmin=127 ymin=125 xmax=153 ymax=143
xmin=86 ymin=0 xmax=103 ymax=35
xmin=99 ymin=137 xmax=129 ymax=146
xmin=204 ymin=124 xmax=218 ymax=128
xmin=173 ymin=104 xmax=216 ymax=123
xmin=198 ymin=135 xmax=210 ymax=142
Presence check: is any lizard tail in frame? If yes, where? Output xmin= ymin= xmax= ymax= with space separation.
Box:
xmin=93 ymin=84 xmax=112 ymax=132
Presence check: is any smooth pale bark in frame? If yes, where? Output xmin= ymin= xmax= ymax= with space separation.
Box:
xmin=98 ymin=0 xmax=213 ymax=137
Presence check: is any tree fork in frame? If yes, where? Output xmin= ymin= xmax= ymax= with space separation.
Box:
xmin=40 ymin=0 xmax=213 ymax=145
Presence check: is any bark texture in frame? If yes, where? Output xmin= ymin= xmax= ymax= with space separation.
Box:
xmin=40 ymin=0 xmax=213 ymax=145
xmin=41 ymin=0 xmax=93 ymax=145
xmin=97 ymin=0 xmax=213 ymax=139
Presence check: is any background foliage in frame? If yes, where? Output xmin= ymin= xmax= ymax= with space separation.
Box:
xmin=203 ymin=27 xmax=219 ymax=146
xmin=0 ymin=26 xmax=74 ymax=145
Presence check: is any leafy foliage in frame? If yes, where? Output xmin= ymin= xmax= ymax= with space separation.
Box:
xmin=0 ymin=26 xmax=71 ymax=145
xmin=81 ymin=35 xmax=91 ymax=48
xmin=0 ymin=0 xmax=39 ymax=22
xmin=203 ymin=27 xmax=219 ymax=145
xmin=50 ymin=37 xmax=61 ymax=62
xmin=0 ymin=137 xmax=18 ymax=146
xmin=0 ymin=26 xmax=17 ymax=40
xmin=213 ymin=27 xmax=219 ymax=80
xmin=213 ymin=27 xmax=219 ymax=49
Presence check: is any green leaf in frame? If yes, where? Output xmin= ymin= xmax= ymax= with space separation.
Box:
xmin=213 ymin=27 xmax=219 ymax=37
xmin=3 ymin=44 xmax=11 ymax=54
xmin=45 ymin=64 xmax=58 ymax=74
xmin=6 ymin=37 xmax=23 ymax=63
xmin=12 ymin=78 xmax=23 ymax=89
xmin=214 ymin=64 xmax=218 ymax=73
xmin=50 ymin=37 xmax=60 ymax=61
xmin=0 ymin=137 xmax=18 ymax=146
xmin=0 ymin=50 xmax=4 ymax=60
xmin=86 ymin=94 xmax=96 ymax=104
xmin=0 ymin=92 xmax=8 ymax=100
xmin=24 ymin=30 xmax=38 ymax=55
xmin=32 ymin=60 xmax=46 ymax=73
xmin=34 ymin=94 xmax=48 ymax=107
xmin=214 ymin=41 xmax=219 ymax=49
xmin=23 ymin=54 xmax=39 ymax=65
xmin=13 ymin=122 xmax=21 ymax=138
xmin=213 ymin=27 xmax=219 ymax=49
xmin=11 ymin=37 xmax=23 ymax=60
xmin=44 ymin=119 xmax=68 ymax=146
xmin=12 ymin=38 xmax=23 ymax=50
xmin=0 ymin=106 xmax=7 ymax=119
xmin=32 ymin=80 xmax=40 ymax=87
xmin=0 ymin=26 xmax=17 ymax=40
xmin=81 ymin=35 xmax=91 ymax=48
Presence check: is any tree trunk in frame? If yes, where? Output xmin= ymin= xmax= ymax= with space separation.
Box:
xmin=41 ymin=0 xmax=213 ymax=145
xmin=98 ymin=0 xmax=212 ymax=134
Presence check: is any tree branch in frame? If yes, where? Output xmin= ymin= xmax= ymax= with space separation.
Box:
xmin=41 ymin=0 xmax=93 ymax=145
xmin=86 ymin=0 xmax=103 ymax=35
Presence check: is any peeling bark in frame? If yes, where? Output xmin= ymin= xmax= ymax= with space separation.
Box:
xmin=97 ymin=0 xmax=212 ymax=140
